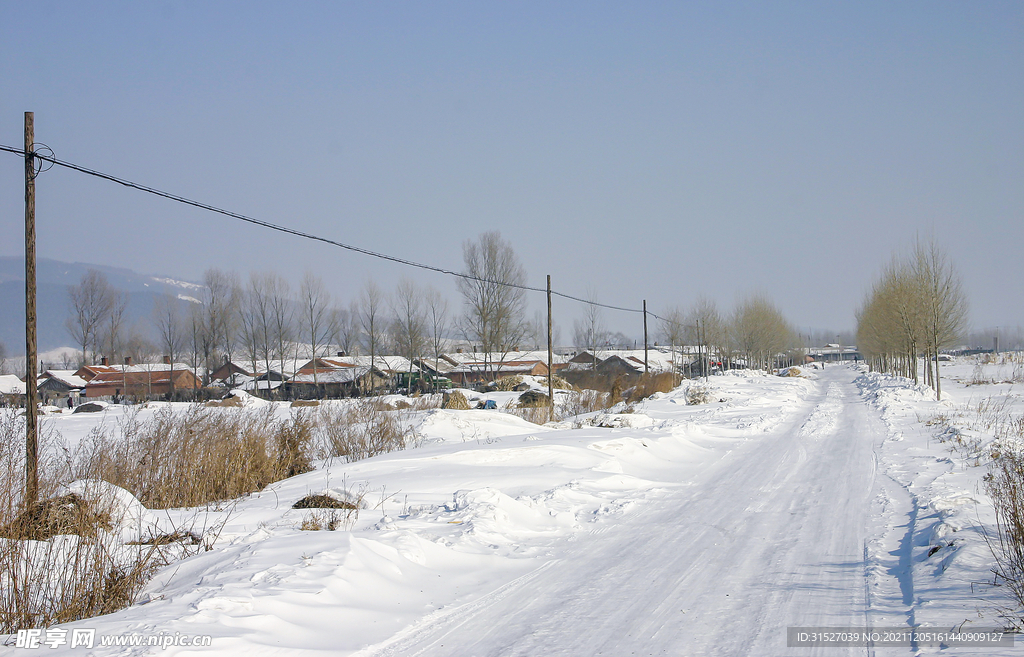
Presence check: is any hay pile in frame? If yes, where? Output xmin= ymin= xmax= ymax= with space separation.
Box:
xmin=292 ymin=494 xmax=359 ymax=510
xmin=205 ymin=395 xmax=244 ymax=408
xmin=517 ymin=390 xmax=550 ymax=408
xmin=492 ymin=376 xmax=524 ymax=391
xmin=441 ymin=390 xmax=471 ymax=410
xmin=540 ymin=375 xmax=576 ymax=391
xmin=0 ymin=494 xmax=112 ymax=541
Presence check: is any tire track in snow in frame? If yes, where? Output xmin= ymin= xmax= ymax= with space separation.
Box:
xmin=361 ymin=369 xmax=888 ymax=656
xmin=353 ymin=560 xmax=559 ymax=657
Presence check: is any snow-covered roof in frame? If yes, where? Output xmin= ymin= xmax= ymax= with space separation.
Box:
xmin=0 ymin=374 xmax=26 ymax=395
xmin=442 ymin=351 xmax=569 ymax=366
xmin=290 ymin=366 xmax=372 ymax=385
xmin=449 ymin=361 xmax=547 ymax=375
xmin=40 ymin=370 xmax=88 ymax=388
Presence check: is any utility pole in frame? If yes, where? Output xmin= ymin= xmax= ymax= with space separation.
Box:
xmin=24 ymin=111 xmax=38 ymax=507
xmin=546 ymin=275 xmax=554 ymax=423
xmin=643 ymin=299 xmax=649 ymax=375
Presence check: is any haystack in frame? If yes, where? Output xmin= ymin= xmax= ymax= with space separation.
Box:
xmin=441 ymin=390 xmax=471 ymax=410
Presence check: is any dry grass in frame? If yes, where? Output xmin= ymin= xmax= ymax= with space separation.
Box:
xmin=312 ymin=399 xmax=411 ymax=463
xmin=976 ymin=402 xmax=1024 ymax=625
xmin=0 ymin=412 xmax=171 ymax=633
xmin=560 ymin=389 xmax=612 ymax=417
xmin=506 ymin=404 xmax=552 ymax=425
xmin=625 ymin=372 xmax=680 ymax=404
xmin=0 ymin=395 xmax=422 ymax=633
xmin=985 ymin=448 xmax=1024 ymax=624
xmin=294 ymin=491 xmax=364 ymax=531
xmin=300 ymin=509 xmax=347 ymax=531
xmin=74 ymin=405 xmax=313 ymax=509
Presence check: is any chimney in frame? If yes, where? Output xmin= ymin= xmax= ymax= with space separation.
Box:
xmin=163 ymin=355 xmax=171 ymax=365
xmin=124 ymin=356 xmax=133 ymax=366
xmin=336 ymin=350 xmax=346 ymax=358
xmin=101 ymin=357 xmax=109 ymax=366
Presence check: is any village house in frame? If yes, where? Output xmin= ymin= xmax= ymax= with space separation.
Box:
xmin=448 ymin=359 xmax=550 ymax=387
xmin=36 ymin=370 xmax=88 ymax=406
xmin=288 ymin=357 xmax=389 ymax=397
xmin=0 ymin=374 xmax=25 ymax=406
xmin=83 ymin=368 xmax=202 ymax=401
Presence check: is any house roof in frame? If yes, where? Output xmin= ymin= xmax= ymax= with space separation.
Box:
xmin=289 ymin=365 xmax=374 ymax=385
xmin=85 ymin=369 xmax=200 ymax=388
xmin=0 ymin=375 xmax=26 ymax=395
xmin=39 ymin=370 xmax=88 ymax=389
xmin=299 ymin=355 xmax=419 ymax=375
xmin=211 ymin=359 xmax=306 ymax=381
xmin=449 ymin=360 xmax=548 ymax=375
xmin=566 ymin=349 xmax=690 ymax=373
xmin=442 ymin=351 xmax=569 ymax=366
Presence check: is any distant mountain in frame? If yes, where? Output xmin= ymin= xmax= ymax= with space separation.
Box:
xmin=0 ymin=257 xmax=202 ymax=354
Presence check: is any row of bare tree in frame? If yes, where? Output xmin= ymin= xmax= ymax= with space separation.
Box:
xmin=856 ymin=238 xmax=968 ymax=399
xmin=65 ymin=231 xmax=556 ymax=389
xmin=573 ymin=290 xmax=800 ymax=373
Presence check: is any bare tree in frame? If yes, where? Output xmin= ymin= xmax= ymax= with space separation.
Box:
xmin=730 ymin=294 xmax=795 ymax=371
xmin=264 ymin=273 xmax=294 ymax=381
xmin=687 ymin=297 xmax=727 ymax=376
xmin=187 ymin=302 xmax=204 ymax=389
xmin=0 ymin=341 xmax=7 ymax=375
xmin=99 ymin=289 xmax=129 ymax=364
xmin=915 ymin=238 xmax=968 ymax=400
xmin=424 ymin=286 xmax=449 ymax=388
xmin=66 ymin=269 xmax=114 ymax=366
xmin=122 ymin=327 xmax=158 ymax=365
xmin=331 ymin=303 xmax=360 ymax=357
xmin=300 ymin=272 xmax=333 ymax=388
xmin=859 ymin=240 xmax=968 ymax=398
xmin=198 ymin=269 xmax=241 ymax=382
xmin=390 ymin=278 xmax=428 ymax=389
xmin=658 ymin=306 xmax=686 ymax=374
xmin=456 ymin=231 xmax=529 ymax=378
xmin=573 ymin=290 xmax=608 ymax=369
xmin=153 ymin=293 xmax=187 ymax=399
xmin=359 ymin=280 xmax=387 ymax=392
xmin=237 ymin=276 xmax=265 ymax=391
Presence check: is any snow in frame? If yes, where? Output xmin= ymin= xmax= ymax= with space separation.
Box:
xmin=5 ymin=358 xmax=1024 ymax=655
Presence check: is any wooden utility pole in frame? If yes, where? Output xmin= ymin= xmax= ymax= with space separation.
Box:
xmin=546 ymin=275 xmax=553 ymax=423
xmin=24 ymin=111 xmax=38 ymax=507
xmin=642 ymin=299 xmax=649 ymax=375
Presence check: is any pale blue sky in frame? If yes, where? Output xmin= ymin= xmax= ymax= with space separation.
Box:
xmin=1 ymin=1 xmax=1021 ymax=338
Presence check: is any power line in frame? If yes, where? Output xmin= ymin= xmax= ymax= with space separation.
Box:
xmin=1 ymin=143 xmax=665 ymax=320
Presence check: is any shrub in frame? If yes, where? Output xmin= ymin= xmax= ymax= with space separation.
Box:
xmin=983 ymin=413 xmax=1024 ymax=625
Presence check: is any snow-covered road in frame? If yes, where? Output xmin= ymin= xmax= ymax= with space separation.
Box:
xmin=363 ymin=368 xmax=890 ymax=656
